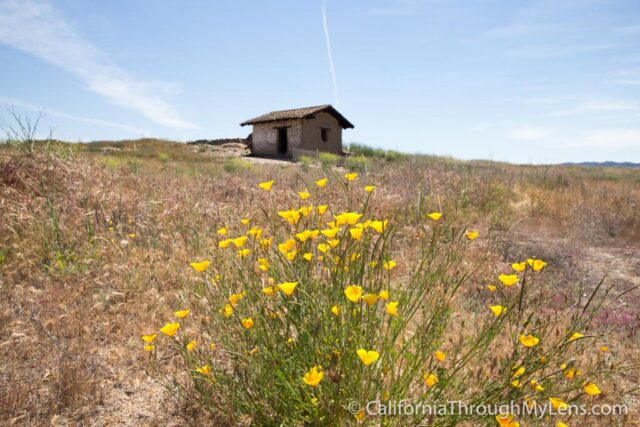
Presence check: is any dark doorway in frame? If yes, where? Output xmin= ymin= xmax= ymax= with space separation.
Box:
xmin=277 ymin=127 xmax=288 ymax=155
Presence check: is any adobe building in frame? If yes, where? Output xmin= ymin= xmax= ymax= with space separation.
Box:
xmin=240 ymin=105 xmax=354 ymax=158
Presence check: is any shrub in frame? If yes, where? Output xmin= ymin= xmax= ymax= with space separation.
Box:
xmin=298 ymin=155 xmax=314 ymax=172
xmin=223 ymin=157 xmax=252 ymax=173
xmin=145 ymin=173 xmax=620 ymax=426
xmin=346 ymin=155 xmax=369 ymax=172
xmin=346 ymin=143 xmax=405 ymax=162
xmin=158 ymin=152 xmax=171 ymax=164
xmin=319 ymin=152 xmax=340 ymax=171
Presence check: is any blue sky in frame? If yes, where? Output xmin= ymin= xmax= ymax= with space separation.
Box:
xmin=1 ymin=0 xmax=639 ymax=163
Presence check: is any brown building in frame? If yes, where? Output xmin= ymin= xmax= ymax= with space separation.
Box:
xmin=240 ymin=105 xmax=354 ymax=158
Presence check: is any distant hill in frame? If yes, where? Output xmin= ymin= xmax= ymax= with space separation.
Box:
xmin=561 ymin=161 xmax=640 ymax=169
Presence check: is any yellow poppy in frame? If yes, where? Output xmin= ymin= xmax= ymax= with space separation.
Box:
xmin=160 ymin=322 xmax=180 ymax=337
xmin=527 ymin=258 xmax=547 ymax=271
xmin=298 ymin=206 xmax=313 ymax=217
xmin=365 ymin=185 xmax=375 ymax=192
xmin=141 ymin=333 xmax=157 ymax=343
xmin=240 ymin=218 xmax=250 ymax=225
xmin=344 ymin=285 xmax=363 ymax=302
xmin=370 ymin=220 xmax=388 ymax=234
xmin=258 ymin=180 xmax=274 ymax=191
xmin=259 ymin=237 xmax=273 ymax=249
xmin=285 ymin=250 xmax=297 ymax=261
xmin=383 ymin=260 xmax=397 ymax=271
xmin=298 ymin=191 xmax=311 ymax=200
xmin=248 ymin=226 xmax=262 ymax=238
xmin=315 ymin=178 xmax=328 ymax=187
xmin=386 ymin=301 xmax=399 ymax=316
xmin=378 ymin=290 xmax=389 ymax=300
xmin=424 ymin=373 xmax=438 ymax=387
xmin=228 ymin=292 xmax=245 ymax=306
xmin=262 ymin=286 xmax=277 ymax=295
xmin=512 ymin=261 xmax=526 ymax=272
xmin=302 ymin=366 xmax=324 ymax=387
xmin=217 ymin=227 xmax=228 ymax=235
xmin=241 ymin=317 xmax=254 ymax=329
xmin=278 ymin=210 xmax=301 ymax=224
xmin=321 ymin=228 xmax=339 ymax=238
xmin=498 ymin=274 xmax=519 ymax=286
xmin=549 ymin=397 xmax=568 ymax=410
xmin=236 ymin=248 xmax=250 ymax=258
xmin=512 ymin=366 xmax=525 ymax=378
xmin=317 ymin=205 xmax=328 ymax=215
xmin=490 ymin=305 xmax=507 ymax=317
xmin=487 ymin=284 xmax=497 ymax=292
xmin=232 ymin=236 xmax=247 ymax=248
xmin=496 ymin=414 xmax=520 ymax=427
xmin=529 ymin=379 xmax=544 ymax=391
xmin=190 ymin=261 xmax=210 ymax=272
xmin=357 ymin=349 xmax=379 ymax=366
xmin=426 ymin=212 xmax=442 ymax=221
xmin=349 ymin=227 xmax=363 ymax=240
xmin=317 ymin=243 xmax=330 ymax=253
xmin=334 ymin=212 xmax=363 ymax=226
xmin=331 ymin=305 xmax=341 ymax=316
xmin=186 ymin=340 xmax=197 ymax=351
xmin=434 ymin=350 xmax=446 ymax=361
xmin=219 ymin=239 xmax=232 ymax=249
xmin=465 ymin=230 xmax=479 ymax=240
xmin=583 ymin=382 xmax=601 ymax=395
xmin=345 ymin=172 xmax=358 ymax=181
xmin=143 ymin=344 xmax=155 ymax=352
xmin=564 ymin=368 xmax=580 ymax=380
xmin=195 ymin=365 xmax=211 ymax=375
xmin=569 ymin=332 xmax=584 ymax=341
xmin=362 ymin=293 xmax=379 ymax=305
xmin=293 ymin=230 xmax=310 ymax=242
xmin=519 ymin=334 xmax=540 ymax=347
xmin=277 ymin=281 xmax=299 ymax=296
xmin=258 ymin=258 xmax=269 ymax=271
xmin=222 ymin=304 xmax=233 ymax=318
xmin=278 ymin=239 xmax=296 ymax=254
xmin=174 ymin=309 xmax=190 ymax=318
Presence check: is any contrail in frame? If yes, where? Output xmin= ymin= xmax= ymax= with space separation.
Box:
xmin=321 ymin=1 xmax=340 ymax=107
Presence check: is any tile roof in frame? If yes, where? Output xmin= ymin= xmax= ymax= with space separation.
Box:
xmin=240 ymin=105 xmax=354 ymax=128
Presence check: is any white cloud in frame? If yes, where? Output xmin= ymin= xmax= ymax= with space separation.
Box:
xmin=509 ymin=127 xmax=549 ymax=141
xmin=0 ymin=96 xmax=149 ymax=135
xmin=572 ymin=129 xmax=640 ymax=149
xmin=0 ymin=0 xmax=198 ymax=130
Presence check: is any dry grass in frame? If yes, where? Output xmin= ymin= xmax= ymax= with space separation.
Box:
xmin=1 ymin=140 xmax=638 ymax=425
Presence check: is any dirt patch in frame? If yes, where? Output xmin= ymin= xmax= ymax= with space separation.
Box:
xmin=191 ymin=142 xmax=250 ymax=157
xmin=504 ymin=234 xmax=640 ymax=330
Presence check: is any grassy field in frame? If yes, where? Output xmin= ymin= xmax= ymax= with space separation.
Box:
xmin=1 ymin=139 xmax=639 ymax=426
